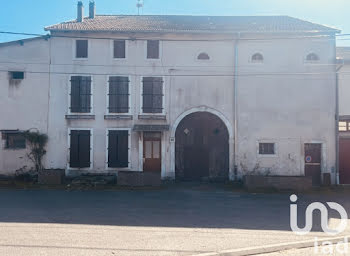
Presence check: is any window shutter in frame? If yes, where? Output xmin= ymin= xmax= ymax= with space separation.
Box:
xmin=152 ymin=78 xmax=163 ymax=113
xmin=70 ymin=130 xmax=91 ymax=168
xmin=76 ymin=40 xmax=88 ymax=58
xmin=109 ymin=76 xmax=129 ymax=113
xmin=70 ymin=76 xmax=91 ymax=113
xmin=147 ymin=40 xmax=160 ymax=59
xmin=70 ymin=76 xmax=81 ymax=113
xmin=108 ymin=130 xmax=128 ymax=168
xmin=142 ymin=78 xmax=153 ymax=113
xmin=108 ymin=131 xmax=118 ymax=168
xmin=69 ymin=130 xmax=80 ymax=168
xmin=114 ymin=40 xmax=126 ymax=58
xmin=118 ymin=131 xmax=129 ymax=167
xmin=79 ymin=130 xmax=91 ymax=168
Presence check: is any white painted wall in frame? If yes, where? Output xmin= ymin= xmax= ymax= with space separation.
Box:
xmin=0 ymin=38 xmax=50 ymax=174
xmin=0 ymin=31 xmax=337 ymax=184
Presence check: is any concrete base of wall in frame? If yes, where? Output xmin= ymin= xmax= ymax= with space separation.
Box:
xmin=244 ymin=175 xmax=313 ymax=192
xmin=38 ymin=169 xmax=65 ymax=185
xmin=117 ymin=171 xmax=161 ymax=187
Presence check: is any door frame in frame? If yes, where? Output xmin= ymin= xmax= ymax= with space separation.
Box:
xmin=138 ymin=131 xmax=166 ymax=176
xmin=301 ymin=140 xmax=326 ymax=180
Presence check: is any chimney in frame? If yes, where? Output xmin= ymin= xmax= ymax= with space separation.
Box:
xmin=77 ymin=1 xmax=84 ymax=22
xmin=89 ymin=1 xmax=96 ymax=19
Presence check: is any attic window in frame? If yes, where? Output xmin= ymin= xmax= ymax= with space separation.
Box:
xmin=198 ymin=52 xmax=210 ymax=60
xmin=9 ymin=71 xmax=24 ymax=80
xmin=306 ymin=53 xmax=319 ymax=62
xmin=252 ymin=53 xmax=264 ymax=63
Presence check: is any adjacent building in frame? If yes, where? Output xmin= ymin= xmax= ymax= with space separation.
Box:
xmin=0 ymin=1 xmax=340 ymax=184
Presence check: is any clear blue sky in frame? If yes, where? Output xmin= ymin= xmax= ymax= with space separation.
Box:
xmin=0 ymin=0 xmax=349 ymax=46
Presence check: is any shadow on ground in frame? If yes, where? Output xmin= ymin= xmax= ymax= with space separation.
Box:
xmin=0 ymin=182 xmax=348 ymax=232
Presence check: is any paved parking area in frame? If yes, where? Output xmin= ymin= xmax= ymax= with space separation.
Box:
xmin=0 ymin=185 xmax=348 ymax=255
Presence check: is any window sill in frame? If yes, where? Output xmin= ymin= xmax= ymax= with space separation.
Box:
xmin=138 ymin=115 xmax=166 ymax=120
xmin=104 ymin=115 xmax=133 ymax=120
xmin=65 ymin=115 xmax=95 ymax=120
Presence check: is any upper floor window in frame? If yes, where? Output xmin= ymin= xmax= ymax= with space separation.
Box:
xmin=259 ymin=143 xmax=275 ymax=155
xmin=251 ymin=53 xmax=264 ymax=63
xmin=108 ymin=76 xmax=130 ymax=114
xmin=70 ymin=76 xmax=92 ymax=113
xmin=2 ymin=131 xmax=26 ymax=149
xmin=76 ymin=40 xmax=88 ymax=58
xmin=147 ymin=40 xmax=160 ymax=59
xmin=306 ymin=53 xmax=319 ymax=62
xmin=197 ymin=52 xmax=210 ymax=60
xmin=142 ymin=77 xmax=163 ymax=113
xmin=114 ymin=40 xmax=126 ymax=59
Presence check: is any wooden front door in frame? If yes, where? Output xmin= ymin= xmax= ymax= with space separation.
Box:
xmin=340 ymin=138 xmax=350 ymax=184
xmin=304 ymin=143 xmax=322 ymax=186
xmin=143 ymin=132 xmax=161 ymax=172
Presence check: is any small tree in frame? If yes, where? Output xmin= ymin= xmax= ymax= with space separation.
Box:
xmin=23 ymin=131 xmax=48 ymax=172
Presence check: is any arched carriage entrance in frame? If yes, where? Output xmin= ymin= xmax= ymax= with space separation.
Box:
xmin=175 ymin=112 xmax=230 ymax=181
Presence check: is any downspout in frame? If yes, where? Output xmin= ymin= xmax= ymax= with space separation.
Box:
xmin=233 ymin=33 xmax=240 ymax=180
xmin=336 ymin=62 xmax=344 ymax=185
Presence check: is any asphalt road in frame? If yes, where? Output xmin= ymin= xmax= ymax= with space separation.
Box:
xmin=0 ymin=185 xmax=348 ymax=256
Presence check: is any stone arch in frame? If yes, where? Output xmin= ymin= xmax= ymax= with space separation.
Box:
xmin=170 ymin=106 xmax=234 ymax=180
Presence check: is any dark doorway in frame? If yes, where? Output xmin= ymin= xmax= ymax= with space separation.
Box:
xmin=143 ymin=132 xmax=161 ymax=173
xmin=304 ymin=143 xmax=322 ymax=186
xmin=340 ymin=138 xmax=350 ymax=184
xmin=175 ymin=112 xmax=229 ymax=181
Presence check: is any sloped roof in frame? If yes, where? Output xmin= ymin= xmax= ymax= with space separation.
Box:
xmin=45 ymin=15 xmax=340 ymax=34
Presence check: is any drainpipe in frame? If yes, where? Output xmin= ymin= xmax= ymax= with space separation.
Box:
xmin=233 ymin=33 xmax=240 ymax=181
xmin=336 ymin=61 xmax=344 ymax=185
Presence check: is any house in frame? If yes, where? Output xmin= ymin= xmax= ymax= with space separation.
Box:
xmin=336 ymin=47 xmax=350 ymax=184
xmin=0 ymin=1 xmax=340 ymax=184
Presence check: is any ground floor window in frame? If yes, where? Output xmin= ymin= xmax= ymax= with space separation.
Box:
xmin=259 ymin=142 xmax=275 ymax=155
xmin=107 ymin=130 xmax=129 ymax=168
xmin=2 ymin=131 xmax=26 ymax=149
xmin=69 ymin=130 xmax=91 ymax=168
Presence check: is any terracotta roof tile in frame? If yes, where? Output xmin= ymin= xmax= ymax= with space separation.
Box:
xmin=45 ymin=15 xmax=340 ymax=34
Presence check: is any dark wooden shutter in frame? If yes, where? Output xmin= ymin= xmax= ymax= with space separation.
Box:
xmin=70 ymin=76 xmax=91 ymax=113
xmin=142 ymin=77 xmax=153 ymax=113
xmin=79 ymin=130 xmax=91 ymax=168
xmin=76 ymin=40 xmax=88 ymax=58
xmin=114 ymin=40 xmax=126 ymax=58
xmin=108 ymin=130 xmax=128 ymax=168
xmin=70 ymin=76 xmax=81 ymax=113
xmin=70 ymin=130 xmax=91 ymax=168
xmin=147 ymin=40 xmax=159 ymax=59
xmin=152 ymin=78 xmax=163 ymax=113
xmin=142 ymin=77 xmax=163 ymax=113
xmin=108 ymin=76 xmax=129 ymax=113
xmin=70 ymin=130 xmax=80 ymax=168
xmin=80 ymin=77 xmax=91 ymax=113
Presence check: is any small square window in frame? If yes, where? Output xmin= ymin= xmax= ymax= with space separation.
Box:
xmin=114 ymin=40 xmax=126 ymax=59
xmin=259 ymin=143 xmax=275 ymax=155
xmin=339 ymin=121 xmax=348 ymax=132
xmin=147 ymin=40 xmax=160 ymax=59
xmin=9 ymin=71 xmax=24 ymax=80
xmin=3 ymin=132 xmax=26 ymax=149
xmin=76 ymin=40 xmax=88 ymax=58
